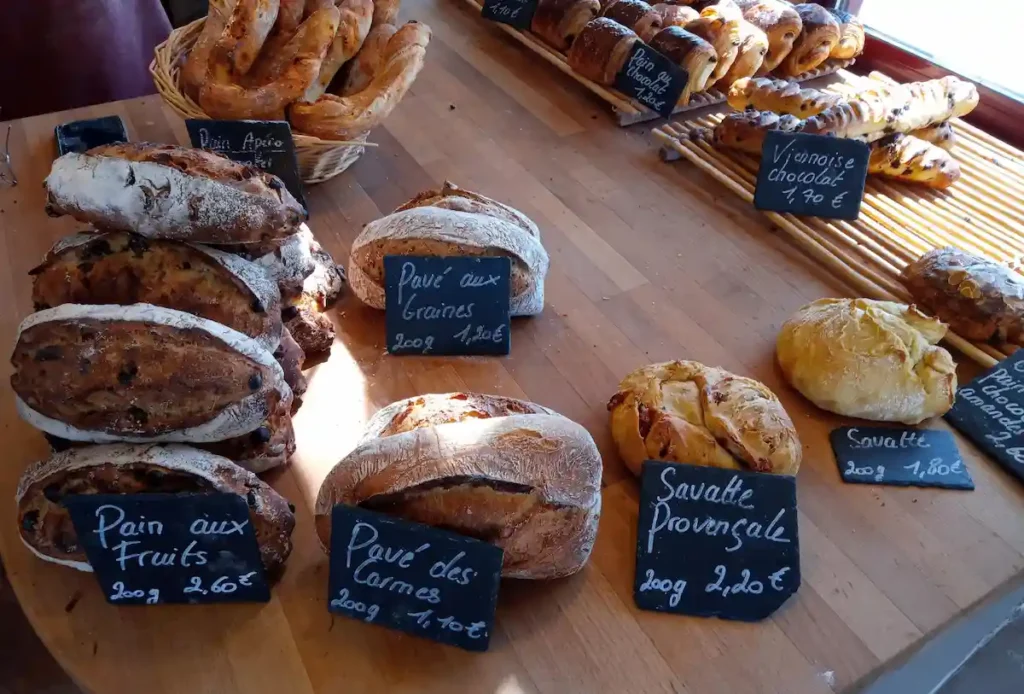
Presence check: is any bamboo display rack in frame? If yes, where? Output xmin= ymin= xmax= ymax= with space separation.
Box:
xmin=653 ymin=70 xmax=1024 ymax=368
xmin=460 ymin=0 xmax=854 ymax=126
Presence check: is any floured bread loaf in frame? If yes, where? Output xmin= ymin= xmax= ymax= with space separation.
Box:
xmin=777 ymin=298 xmax=957 ymax=424
xmin=608 ymin=361 xmax=801 ymax=476
xmin=315 ymin=393 xmax=602 ymax=579
xmin=16 ymin=444 xmax=295 ymax=573
xmin=11 ymin=304 xmax=290 ymax=443
xmin=283 ymin=235 xmax=345 ymax=354
xmin=274 ymin=327 xmax=308 ymax=406
xmin=349 ymin=181 xmax=549 ymax=316
xmin=44 ymin=143 xmax=306 ymax=245
xmin=31 ymin=231 xmax=282 ymax=352
xmin=242 ymin=224 xmax=318 ymax=298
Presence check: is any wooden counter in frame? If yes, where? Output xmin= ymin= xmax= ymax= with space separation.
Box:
xmin=2 ymin=2 xmax=1023 ymax=692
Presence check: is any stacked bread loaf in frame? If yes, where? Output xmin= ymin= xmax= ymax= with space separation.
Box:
xmin=705 ymin=73 xmax=980 ymax=189
xmin=9 ymin=142 xmax=338 ymax=573
xmin=524 ymin=0 xmax=863 ymax=106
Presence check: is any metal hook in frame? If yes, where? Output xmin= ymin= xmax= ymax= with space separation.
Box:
xmin=0 ymin=109 xmax=15 ymax=187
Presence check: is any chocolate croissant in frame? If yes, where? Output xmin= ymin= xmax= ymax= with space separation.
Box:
xmin=719 ymin=20 xmax=768 ymax=86
xmin=601 ymin=0 xmax=664 ymax=41
xmin=685 ymin=0 xmax=743 ymax=89
xmin=649 ymin=26 xmax=719 ymax=102
xmin=532 ymin=0 xmax=602 ymax=51
xmin=778 ymin=3 xmax=839 ymax=76
xmin=567 ymin=17 xmax=639 ymax=85
xmin=736 ymin=0 xmax=802 ymax=74
xmin=652 ymin=3 xmax=699 ymax=29
xmin=828 ymin=9 xmax=865 ymax=60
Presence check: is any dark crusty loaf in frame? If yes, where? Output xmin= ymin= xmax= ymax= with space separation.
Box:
xmin=240 ymin=225 xmax=318 ymax=299
xmin=901 ymin=247 xmax=1024 ymax=343
xmin=16 ymin=444 xmax=295 ymax=574
xmin=32 ymin=231 xmax=282 ymax=352
xmin=44 ymin=143 xmax=306 ymax=245
xmin=273 ymin=327 xmax=308 ymax=407
xmin=12 ymin=304 xmax=290 ymax=443
xmin=282 ymin=235 xmax=344 ymax=355
xmin=315 ymin=392 xmax=603 ymax=579
xmin=567 ymin=18 xmax=639 ymax=86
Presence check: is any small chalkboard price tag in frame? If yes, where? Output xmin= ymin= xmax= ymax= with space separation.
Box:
xmin=385 ymin=255 xmax=512 ymax=356
xmin=185 ymin=119 xmax=305 ymax=207
xmin=830 ymin=426 xmax=974 ymax=490
xmin=327 ymin=505 xmax=503 ymax=651
xmin=754 ymin=130 xmax=869 ymax=220
xmin=613 ymin=43 xmax=687 ymax=119
xmin=63 ymin=493 xmax=270 ymax=605
xmin=55 ymin=116 xmax=128 ymax=156
xmin=480 ymin=0 xmax=537 ymax=30
xmin=635 ymin=462 xmax=800 ymax=621
xmin=945 ymin=350 xmax=1024 ymax=484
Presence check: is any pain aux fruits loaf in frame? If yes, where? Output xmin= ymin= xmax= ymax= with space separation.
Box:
xmin=11 ymin=303 xmax=291 ymax=444
xmin=315 ymin=393 xmax=603 ymax=579
xmin=16 ymin=444 xmax=295 ymax=574
xmin=776 ymin=298 xmax=957 ymax=424
xmin=44 ymin=143 xmax=306 ymax=245
xmin=349 ymin=181 xmax=550 ymax=317
xmin=608 ymin=361 xmax=801 ymax=476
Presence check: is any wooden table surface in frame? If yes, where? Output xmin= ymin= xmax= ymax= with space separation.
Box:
xmin=2 ymin=2 xmax=1024 ymax=693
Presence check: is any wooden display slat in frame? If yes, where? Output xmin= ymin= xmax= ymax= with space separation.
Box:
xmin=653 ymin=70 xmax=1024 ymax=368
xmin=459 ymin=0 xmax=854 ymax=126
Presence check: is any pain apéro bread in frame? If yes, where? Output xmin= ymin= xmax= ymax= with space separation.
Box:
xmin=315 ymin=393 xmax=602 ymax=579
xmin=349 ymin=181 xmax=549 ymax=317
xmin=16 ymin=444 xmax=295 ymax=574
xmin=31 ymin=231 xmax=283 ymax=352
xmin=44 ymin=143 xmax=306 ymax=245
xmin=12 ymin=304 xmax=290 ymax=443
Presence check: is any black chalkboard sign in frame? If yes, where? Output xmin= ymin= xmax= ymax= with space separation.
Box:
xmin=634 ymin=461 xmax=800 ymax=621
xmin=55 ymin=116 xmax=128 ymax=156
xmin=384 ymin=255 xmax=512 ymax=356
xmin=754 ymin=130 xmax=869 ymax=220
xmin=327 ymin=505 xmax=503 ymax=651
xmin=186 ymin=119 xmax=306 ymax=208
xmin=63 ymin=493 xmax=270 ymax=605
xmin=613 ymin=43 xmax=687 ymax=119
xmin=830 ymin=426 xmax=974 ymax=490
xmin=945 ymin=350 xmax=1024 ymax=484
xmin=480 ymin=0 xmax=537 ymax=29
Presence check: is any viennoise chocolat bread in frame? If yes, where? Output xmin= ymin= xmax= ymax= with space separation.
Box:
xmin=608 ymin=361 xmax=801 ymax=476
xmin=44 ymin=143 xmax=306 ymax=246
xmin=16 ymin=444 xmax=295 ymax=573
xmin=567 ymin=17 xmax=639 ymax=86
xmin=31 ymin=231 xmax=282 ymax=352
xmin=11 ymin=304 xmax=291 ymax=443
xmin=315 ymin=393 xmax=603 ymax=579
xmin=349 ymin=181 xmax=549 ymax=317
xmin=901 ymin=247 xmax=1024 ymax=344
xmin=776 ymin=298 xmax=957 ymax=424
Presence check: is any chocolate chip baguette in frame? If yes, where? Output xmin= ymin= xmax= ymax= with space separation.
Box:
xmin=16 ymin=444 xmax=295 ymax=574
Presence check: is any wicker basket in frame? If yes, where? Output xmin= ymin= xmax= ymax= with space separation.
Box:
xmin=150 ymin=12 xmax=370 ymax=184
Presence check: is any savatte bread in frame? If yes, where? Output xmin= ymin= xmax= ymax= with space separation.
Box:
xmin=181 ymin=0 xmax=230 ymax=99
xmin=608 ymin=361 xmax=801 ymax=476
xmin=339 ymin=23 xmax=398 ymax=95
xmin=31 ymin=231 xmax=283 ymax=353
xmin=901 ymin=247 xmax=1024 ymax=343
xmin=12 ymin=304 xmax=290 ymax=443
xmin=302 ymin=0 xmax=373 ymax=103
xmin=16 ymin=444 xmax=294 ymax=574
xmin=735 ymin=0 xmax=801 ymax=74
xmin=567 ymin=17 xmax=639 ymax=85
xmin=349 ymin=181 xmax=549 ymax=316
xmin=601 ymin=0 xmax=663 ymax=42
xmin=314 ymin=393 xmax=603 ymax=579
xmin=778 ymin=4 xmax=838 ymax=76
xmin=44 ymin=143 xmax=306 ymax=245
xmin=776 ymin=298 xmax=957 ymax=424
xmin=531 ymin=0 xmax=602 ymax=51
xmin=213 ymin=0 xmax=280 ymax=77
xmin=289 ymin=21 xmax=429 ymax=141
